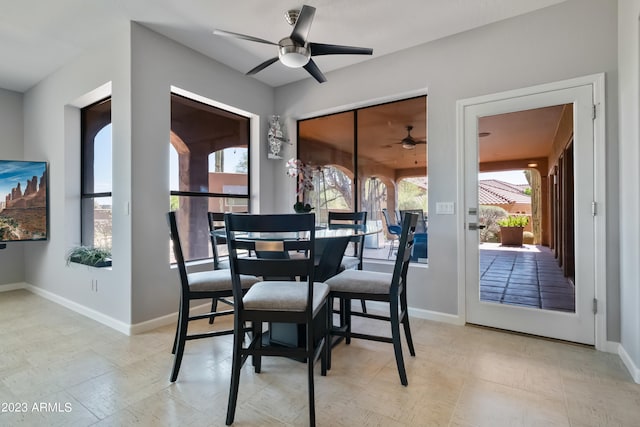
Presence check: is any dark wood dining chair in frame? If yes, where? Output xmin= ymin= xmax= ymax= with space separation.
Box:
xmin=326 ymin=212 xmax=418 ymax=386
xmin=328 ymin=210 xmax=368 ymax=314
xmin=224 ymin=213 xmax=329 ymax=427
xmin=208 ymin=211 xmax=230 ymax=270
xmin=328 ymin=211 xmax=367 ymax=271
xmin=207 ymin=211 xmax=231 ymax=324
xmin=166 ymin=211 xmax=258 ymax=382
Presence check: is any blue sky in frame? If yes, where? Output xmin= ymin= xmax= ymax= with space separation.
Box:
xmin=94 ymin=125 xmax=112 ymax=192
xmin=169 ymin=146 xmax=245 ymax=190
xmin=0 ymin=160 xmax=47 ymax=199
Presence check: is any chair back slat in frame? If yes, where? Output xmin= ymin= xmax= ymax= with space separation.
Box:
xmin=328 ymin=211 xmax=367 ymax=262
xmin=225 ymin=213 xmax=317 ymax=310
xmin=391 ymin=212 xmax=418 ymax=293
xmin=399 ymin=209 xmax=427 ymax=234
xmin=167 ymin=211 xmax=191 ymax=293
xmin=207 ymin=212 xmax=226 ymax=269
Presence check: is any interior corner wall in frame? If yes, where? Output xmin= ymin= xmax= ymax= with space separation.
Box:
xmin=129 ymin=23 xmax=275 ymax=324
xmin=22 ymin=23 xmax=133 ymax=325
xmin=618 ymin=0 xmax=640 ymax=372
xmin=0 ymin=88 xmax=26 ymax=285
xmin=273 ymin=0 xmax=620 ymax=338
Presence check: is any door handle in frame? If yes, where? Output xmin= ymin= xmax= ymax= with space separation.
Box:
xmin=468 ymin=223 xmax=486 ymax=230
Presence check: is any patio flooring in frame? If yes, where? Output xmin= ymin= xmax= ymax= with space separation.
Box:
xmin=363 ymin=240 xmax=575 ymax=312
xmin=479 ymin=243 xmax=575 ymax=312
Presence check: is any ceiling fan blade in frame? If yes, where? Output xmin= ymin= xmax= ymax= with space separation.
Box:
xmin=246 ymin=57 xmax=279 ymax=75
xmin=290 ymin=5 xmax=316 ymax=45
xmin=303 ymin=59 xmax=327 ymax=83
xmin=310 ymin=43 xmax=373 ymax=56
xmin=213 ymin=29 xmax=278 ymax=46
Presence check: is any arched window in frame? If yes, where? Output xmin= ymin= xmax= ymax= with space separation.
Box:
xmin=169 ymin=93 xmax=250 ymax=263
xmin=81 ymin=98 xmax=112 ymax=250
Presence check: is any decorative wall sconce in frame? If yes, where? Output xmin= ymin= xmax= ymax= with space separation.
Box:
xmin=267 ymin=115 xmax=290 ymax=159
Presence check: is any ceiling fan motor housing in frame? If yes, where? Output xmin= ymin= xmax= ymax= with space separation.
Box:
xmin=213 ymin=4 xmax=373 ymax=83
xmin=278 ymin=37 xmax=310 ymax=68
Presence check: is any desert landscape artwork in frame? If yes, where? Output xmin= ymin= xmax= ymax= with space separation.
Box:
xmin=0 ymin=160 xmax=48 ymax=242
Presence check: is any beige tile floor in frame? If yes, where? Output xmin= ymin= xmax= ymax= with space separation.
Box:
xmin=1 ymin=289 xmax=639 ymax=426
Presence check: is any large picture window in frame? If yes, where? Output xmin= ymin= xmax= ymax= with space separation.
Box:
xmin=298 ymin=96 xmax=427 ymax=263
xmin=81 ymin=98 xmax=112 ymax=250
xmin=170 ymin=93 xmax=250 ymax=263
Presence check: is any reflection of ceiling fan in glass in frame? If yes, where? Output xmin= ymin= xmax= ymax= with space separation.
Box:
xmin=213 ymin=5 xmax=373 ymax=83
xmin=398 ymin=125 xmax=427 ymax=150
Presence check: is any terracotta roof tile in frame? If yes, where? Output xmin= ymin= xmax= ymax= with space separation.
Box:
xmin=479 ymin=179 xmax=530 ymax=205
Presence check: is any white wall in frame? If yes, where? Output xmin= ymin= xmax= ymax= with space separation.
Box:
xmin=618 ymin=0 xmax=640 ymax=376
xmin=274 ymin=0 xmax=621 ymax=337
xmin=0 ymin=89 xmax=25 ymax=285
xmin=128 ymin=24 xmax=275 ymax=324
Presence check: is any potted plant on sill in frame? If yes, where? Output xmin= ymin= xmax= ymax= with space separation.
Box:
xmin=497 ymin=215 xmax=530 ymax=247
xmin=66 ymin=246 xmax=112 ymax=268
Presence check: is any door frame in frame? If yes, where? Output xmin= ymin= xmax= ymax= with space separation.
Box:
xmin=455 ymin=73 xmax=608 ymax=350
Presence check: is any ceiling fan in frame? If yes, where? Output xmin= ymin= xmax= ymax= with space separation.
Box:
xmin=213 ymin=5 xmax=373 ymax=83
xmin=398 ymin=125 xmax=427 ymax=149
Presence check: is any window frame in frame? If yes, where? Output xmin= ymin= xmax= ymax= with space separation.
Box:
xmin=169 ymin=92 xmax=252 ymax=263
xmin=80 ymin=97 xmax=112 ymax=248
xmin=296 ymin=95 xmax=427 ymax=262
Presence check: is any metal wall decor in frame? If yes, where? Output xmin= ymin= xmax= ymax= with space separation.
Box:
xmin=267 ymin=115 xmax=289 ymax=159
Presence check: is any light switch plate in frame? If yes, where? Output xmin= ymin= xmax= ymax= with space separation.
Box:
xmin=436 ymin=202 xmax=455 ymax=215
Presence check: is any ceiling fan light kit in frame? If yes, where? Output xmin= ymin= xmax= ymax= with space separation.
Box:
xmin=213 ymin=4 xmax=373 ymax=83
xmin=402 ymin=140 xmax=417 ymax=150
xmin=399 ymin=125 xmax=427 ymax=149
xmin=278 ymin=39 xmax=310 ymax=68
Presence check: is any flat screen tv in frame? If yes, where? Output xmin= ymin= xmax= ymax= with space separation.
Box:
xmin=0 ymin=160 xmax=48 ymax=242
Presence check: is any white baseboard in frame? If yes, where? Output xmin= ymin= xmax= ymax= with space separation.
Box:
xmin=26 ymin=284 xmax=132 ymax=336
xmin=361 ymin=301 xmax=463 ymax=325
xmin=408 ymin=306 xmax=463 ymax=325
xmin=618 ymin=343 xmax=640 ymax=384
xmin=15 ymin=283 xmax=638 ymax=384
xmin=0 ymin=282 xmax=28 ymax=292
xmin=129 ymin=302 xmax=212 ymax=335
xmin=599 ymin=340 xmax=621 ymax=354
xmin=21 ymin=284 xmax=213 ymax=336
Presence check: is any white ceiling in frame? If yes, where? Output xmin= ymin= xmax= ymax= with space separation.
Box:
xmin=0 ymin=0 xmax=565 ymax=92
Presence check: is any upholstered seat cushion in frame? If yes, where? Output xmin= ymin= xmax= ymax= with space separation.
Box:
xmin=325 ymin=269 xmax=392 ymax=294
xmin=340 ymin=255 xmax=360 ymax=271
xmin=243 ymin=281 xmax=329 ymax=312
xmin=187 ymin=270 xmax=258 ymax=292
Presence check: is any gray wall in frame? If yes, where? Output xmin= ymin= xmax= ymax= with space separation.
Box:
xmin=0 ymin=88 xmax=25 ymax=285
xmin=11 ymin=0 xmax=634 ymax=371
xmin=618 ymin=0 xmax=640 ymax=375
xmin=21 ymin=22 xmax=276 ymax=327
xmin=274 ymin=0 xmax=621 ymax=339
xmin=128 ymin=24 xmax=275 ymax=324
xmin=23 ymin=23 xmax=133 ymax=324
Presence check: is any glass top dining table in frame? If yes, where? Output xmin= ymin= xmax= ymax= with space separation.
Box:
xmin=219 ymin=224 xmax=380 ymax=241
xmin=212 ymin=224 xmax=382 ymax=281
